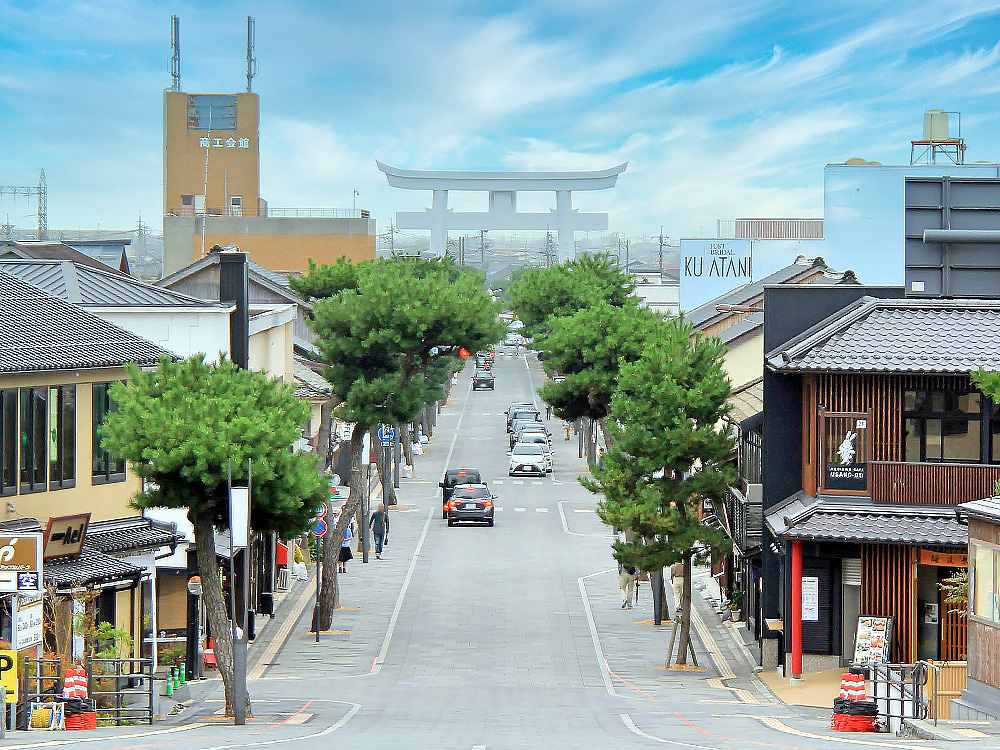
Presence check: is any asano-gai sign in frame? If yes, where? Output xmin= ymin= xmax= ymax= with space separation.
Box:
xmin=198 ymin=136 xmax=251 ymax=149
xmin=680 ymin=239 xmax=753 ymax=311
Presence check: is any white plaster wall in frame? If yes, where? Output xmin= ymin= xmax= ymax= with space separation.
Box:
xmin=95 ymin=309 xmax=233 ymax=361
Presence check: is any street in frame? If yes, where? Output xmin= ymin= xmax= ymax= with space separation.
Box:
xmin=18 ymin=349 xmax=994 ymax=749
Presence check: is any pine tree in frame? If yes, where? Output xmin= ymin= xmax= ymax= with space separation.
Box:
xmin=587 ymin=319 xmax=735 ymax=664
xmin=100 ymin=356 xmax=328 ymax=715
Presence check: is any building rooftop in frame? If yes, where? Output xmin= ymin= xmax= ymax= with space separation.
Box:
xmin=685 ymin=256 xmax=856 ymax=329
xmin=766 ymin=296 xmax=1000 ymax=374
xmin=86 ymin=516 xmax=184 ymax=555
xmin=766 ymin=492 xmax=967 ymax=546
xmin=0 ymin=270 xmax=171 ymax=373
xmin=0 ymin=259 xmax=224 ymax=307
xmin=1 ymin=239 xmax=126 ymax=276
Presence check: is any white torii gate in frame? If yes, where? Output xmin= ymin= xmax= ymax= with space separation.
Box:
xmin=375 ymin=161 xmax=627 ymax=262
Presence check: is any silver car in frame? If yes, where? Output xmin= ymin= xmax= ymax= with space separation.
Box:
xmin=509 ymin=443 xmax=548 ymax=476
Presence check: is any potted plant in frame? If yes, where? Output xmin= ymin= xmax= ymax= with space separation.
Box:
xmin=728 ymin=588 xmax=744 ymax=620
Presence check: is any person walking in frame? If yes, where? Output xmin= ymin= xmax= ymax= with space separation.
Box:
xmin=339 ymin=518 xmax=355 ymax=573
xmin=670 ymin=560 xmax=685 ymax=612
xmin=369 ymin=503 xmax=390 ymax=559
xmin=545 ymin=403 xmax=552 ymax=420
xmin=619 ymin=563 xmax=637 ymax=609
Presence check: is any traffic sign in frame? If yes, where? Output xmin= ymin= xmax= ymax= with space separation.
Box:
xmin=458 ymin=348 xmax=470 ymax=359
xmin=377 ymin=425 xmax=395 ymax=446
xmin=314 ymin=504 xmax=327 ymax=519
xmin=311 ymin=519 xmax=327 ymax=537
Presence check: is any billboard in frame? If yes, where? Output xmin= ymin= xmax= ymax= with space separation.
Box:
xmin=0 ymin=533 xmax=43 ymax=593
xmin=680 ymin=239 xmax=752 ymax=311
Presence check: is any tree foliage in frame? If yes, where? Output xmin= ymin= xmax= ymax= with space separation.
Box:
xmin=586 ymin=319 xmax=735 ymax=663
xmin=100 ymin=355 xmax=328 ymax=713
xmin=538 ymin=302 xmax=663 ymax=424
xmin=508 ymin=252 xmax=636 ymax=337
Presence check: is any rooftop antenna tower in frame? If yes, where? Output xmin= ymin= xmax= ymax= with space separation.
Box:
xmin=37 ymin=169 xmax=47 ymax=239
xmin=246 ymin=16 xmax=257 ymax=93
xmin=170 ymin=15 xmax=181 ymax=92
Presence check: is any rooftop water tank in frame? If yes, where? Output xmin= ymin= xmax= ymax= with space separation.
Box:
xmin=923 ymin=109 xmax=949 ymax=141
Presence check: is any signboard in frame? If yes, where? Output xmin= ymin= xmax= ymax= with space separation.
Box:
xmin=42 ymin=513 xmax=90 ymax=560
xmin=0 ymin=533 xmax=43 ymax=593
xmin=822 ymin=415 xmax=869 ymax=492
xmin=918 ymin=549 xmax=968 ymax=567
xmin=801 ymin=576 xmax=819 ymax=622
xmin=0 ymin=651 xmax=17 ymax=703
xmin=229 ymin=487 xmax=250 ymax=549
xmin=680 ymin=239 xmax=752 ymax=311
xmin=853 ymin=615 xmax=893 ymax=666
xmin=312 ymin=519 xmax=327 ymax=537
xmin=13 ymin=595 xmax=43 ymax=650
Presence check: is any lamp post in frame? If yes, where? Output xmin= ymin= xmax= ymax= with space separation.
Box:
xmin=229 ymin=461 xmax=251 ymax=724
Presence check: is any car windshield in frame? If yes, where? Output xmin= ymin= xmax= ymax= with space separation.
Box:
xmin=513 ymin=444 xmax=543 ymax=454
xmin=521 ymin=434 xmax=547 ymax=444
xmin=515 ymin=422 xmax=543 ymax=433
xmin=446 ymin=470 xmax=480 ymax=485
xmin=475 ymin=371 xmax=491 ymax=377
xmin=453 ymin=485 xmax=490 ymax=498
xmin=512 ymin=411 xmax=538 ymax=420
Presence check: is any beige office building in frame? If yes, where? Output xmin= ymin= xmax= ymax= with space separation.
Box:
xmin=162 ymin=90 xmax=374 ymax=275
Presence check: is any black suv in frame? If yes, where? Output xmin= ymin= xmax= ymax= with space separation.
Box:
xmin=440 ymin=468 xmax=482 ymax=518
xmin=473 ymin=370 xmax=495 ymax=390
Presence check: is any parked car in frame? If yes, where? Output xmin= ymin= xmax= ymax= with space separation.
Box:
xmin=509 ymin=443 xmax=548 ymax=476
xmin=446 ymin=483 xmax=496 ymax=527
xmin=508 ymin=409 xmax=541 ymax=431
xmin=475 ymin=355 xmax=492 ymax=370
xmin=510 ymin=419 xmax=547 ymax=449
xmin=472 ymin=370 xmax=495 ymax=390
xmin=440 ymin=468 xmax=482 ymax=518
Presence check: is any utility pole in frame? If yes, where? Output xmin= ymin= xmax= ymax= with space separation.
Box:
xmin=658 ymin=226 xmax=665 ymax=270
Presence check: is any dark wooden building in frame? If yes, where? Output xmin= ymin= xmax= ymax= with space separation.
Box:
xmin=761 ymin=289 xmax=1000 ymax=676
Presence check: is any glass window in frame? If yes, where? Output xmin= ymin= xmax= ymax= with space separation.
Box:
xmin=972 ymin=543 xmax=995 ymax=621
xmin=904 ymin=389 xmax=986 ymax=464
xmin=19 ymin=388 xmax=47 ymax=493
xmin=48 ymin=386 xmax=75 ymax=490
xmin=186 ymin=95 xmax=237 ymax=130
xmin=1 ymin=390 xmax=15 ymax=496
xmin=92 ymin=383 xmax=126 ymax=484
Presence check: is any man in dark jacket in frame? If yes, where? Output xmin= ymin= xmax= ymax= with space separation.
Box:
xmin=369 ymin=503 xmax=390 ymax=559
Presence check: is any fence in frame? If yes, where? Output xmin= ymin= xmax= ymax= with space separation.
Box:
xmin=87 ymin=657 xmax=155 ymax=725
xmin=923 ymin=660 xmax=967 ymax=722
xmin=870 ymin=662 xmax=926 ymax=734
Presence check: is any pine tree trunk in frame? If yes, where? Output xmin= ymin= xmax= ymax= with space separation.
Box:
xmin=192 ymin=511 xmax=236 ymax=715
xmin=401 ymin=422 xmax=414 ymax=466
xmin=598 ymin=417 xmax=615 ymax=451
xmin=318 ymin=423 xmax=366 ymax=628
xmin=316 ymin=398 xmax=336 ymax=471
xmin=676 ymin=555 xmax=694 ymax=666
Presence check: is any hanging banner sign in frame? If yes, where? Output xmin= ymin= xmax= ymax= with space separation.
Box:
xmin=13 ymin=594 xmax=43 ymax=650
xmin=801 ymin=576 xmax=819 ymax=622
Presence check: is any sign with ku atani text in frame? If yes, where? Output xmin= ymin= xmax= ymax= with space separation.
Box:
xmin=680 ymin=239 xmax=753 ymax=311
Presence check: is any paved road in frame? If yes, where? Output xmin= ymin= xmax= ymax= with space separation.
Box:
xmin=25 ymin=350 xmax=997 ymax=748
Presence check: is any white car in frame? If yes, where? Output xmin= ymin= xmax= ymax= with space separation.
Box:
xmin=517 ymin=433 xmax=553 ymax=470
xmin=509 ymin=442 xmax=549 ymax=476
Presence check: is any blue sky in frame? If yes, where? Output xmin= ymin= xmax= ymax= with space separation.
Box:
xmin=2 ymin=0 xmax=1000 ymax=258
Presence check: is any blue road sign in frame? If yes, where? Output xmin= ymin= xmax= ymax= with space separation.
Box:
xmin=377 ymin=425 xmax=395 ymax=446
xmin=311 ymin=519 xmax=327 ymax=537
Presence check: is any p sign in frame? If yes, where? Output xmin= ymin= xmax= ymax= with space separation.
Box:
xmin=0 ymin=650 xmax=17 ymax=703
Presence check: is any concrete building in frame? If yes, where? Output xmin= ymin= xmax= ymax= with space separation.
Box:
xmin=162 ymin=90 xmax=374 ymax=275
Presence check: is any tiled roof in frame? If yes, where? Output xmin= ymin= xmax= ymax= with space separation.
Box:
xmin=45 ymin=546 xmax=144 ymax=587
xmin=766 ymin=297 xmax=1000 ymax=374
xmin=0 ymin=271 xmax=171 ymax=373
xmin=765 ymin=493 xmax=967 ymax=546
xmin=158 ymin=254 xmax=305 ymax=306
xmin=86 ymin=517 xmax=183 ymax=554
xmin=729 ymin=377 xmax=763 ymax=424
xmin=0 ymin=259 xmax=222 ymax=307
xmin=686 ymin=256 xmax=854 ymax=327
xmin=294 ymin=361 xmax=332 ymax=396
xmin=716 ymin=312 xmax=764 ymax=346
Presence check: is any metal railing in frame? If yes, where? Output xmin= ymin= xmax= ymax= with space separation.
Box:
xmin=168 ymin=207 xmax=369 ymax=219
xmin=870 ymin=662 xmax=930 ymax=734
xmin=87 ymin=657 xmax=155 ymax=726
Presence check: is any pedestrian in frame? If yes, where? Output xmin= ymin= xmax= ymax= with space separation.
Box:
xmin=545 ymin=403 xmax=552 ymax=420
xmin=370 ymin=503 xmax=390 ymax=559
xmin=563 ymin=421 xmax=571 ymax=441
xmin=339 ymin=518 xmax=355 ymax=573
xmin=619 ymin=563 xmax=636 ymax=609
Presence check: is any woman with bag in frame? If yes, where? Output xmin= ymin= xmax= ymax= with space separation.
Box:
xmin=339 ymin=519 xmax=355 ymax=573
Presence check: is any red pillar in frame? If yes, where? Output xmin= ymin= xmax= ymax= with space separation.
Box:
xmin=790 ymin=538 xmax=803 ymax=679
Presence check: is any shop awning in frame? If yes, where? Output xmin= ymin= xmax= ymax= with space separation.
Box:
xmin=766 ymin=492 xmax=967 ymax=547
xmin=45 ymin=546 xmax=144 ymax=589
xmin=86 ymin=516 xmax=183 ymax=555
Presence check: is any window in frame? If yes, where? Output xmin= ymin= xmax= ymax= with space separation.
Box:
xmin=19 ymin=388 xmax=47 ymax=493
xmin=186 ymin=95 xmax=236 ymax=130
xmin=971 ymin=542 xmax=1000 ymax=623
xmin=1 ymin=390 xmax=15 ymax=496
xmin=48 ymin=386 xmax=75 ymax=490
xmin=92 ymin=383 xmax=125 ymax=484
xmin=904 ymin=389 xmax=983 ymax=463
